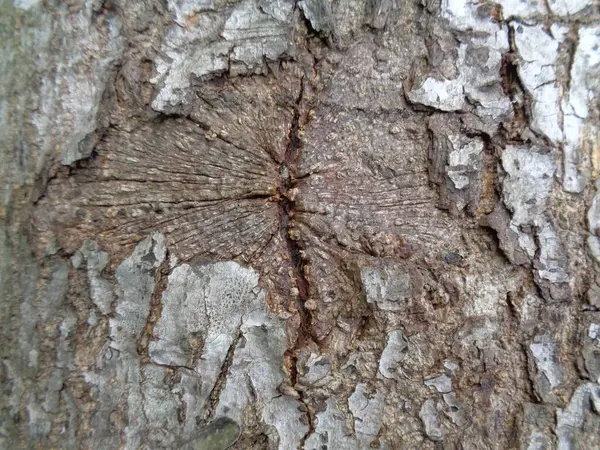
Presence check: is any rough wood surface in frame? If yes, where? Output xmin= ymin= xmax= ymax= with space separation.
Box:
xmin=1 ymin=0 xmax=600 ymax=449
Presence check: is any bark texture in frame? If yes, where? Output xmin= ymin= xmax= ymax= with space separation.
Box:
xmin=2 ymin=0 xmax=600 ymax=448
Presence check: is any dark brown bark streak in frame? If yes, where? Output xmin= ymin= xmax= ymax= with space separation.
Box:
xmin=137 ymin=250 xmax=171 ymax=363
xmin=203 ymin=329 xmax=243 ymax=423
xmin=278 ymin=74 xmax=317 ymax=441
xmin=279 ymin=75 xmax=311 ymax=336
xmin=501 ymin=23 xmax=531 ymax=142
xmin=501 ymin=21 xmax=551 ymax=147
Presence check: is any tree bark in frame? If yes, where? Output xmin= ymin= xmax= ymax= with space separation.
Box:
xmin=1 ymin=0 xmax=600 ymax=448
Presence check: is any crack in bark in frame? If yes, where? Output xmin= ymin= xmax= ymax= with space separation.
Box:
xmin=136 ymin=249 xmax=171 ymax=364
xmin=501 ymin=22 xmax=533 ymax=142
xmin=276 ymin=73 xmax=318 ymax=445
xmin=202 ymin=328 xmax=242 ymax=423
xmin=502 ymin=21 xmax=553 ymax=147
xmin=562 ymin=23 xmax=579 ymax=99
xmin=279 ymin=75 xmax=312 ymax=336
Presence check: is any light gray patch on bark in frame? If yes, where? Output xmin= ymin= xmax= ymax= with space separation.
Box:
xmin=298 ymin=352 xmax=332 ymax=387
xmin=299 ymin=0 xmax=334 ymax=36
xmin=379 ymin=329 xmax=407 ymax=380
xmin=529 ymin=337 xmax=564 ymax=401
xmin=589 ymin=180 xmax=600 ymax=263
xmin=419 ymin=398 xmax=444 ymax=441
xmin=428 ymin=114 xmax=484 ymax=213
xmin=425 ymin=374 xmax=452 ymax=394
xmin=562 ymin=26 xmax=600 ymax=193
xmin=149 ymin=261 xmax=263 ymax=368
xmin=513 ymin=23 xmax=563 ymax=143
xmin=442 ymin=392 xmax=468 ymax=427
xmin=520 ymin=403 xmax=556 ymax=450
xmin=147 ymin=259 xmax=307 ymax=449
xmin=348 ymin=383 xmax=384 ymax=447
xmin=72 ymin=240 xmax=114 ymax=315
xmin=361 ymin=263 xmax=416 ymax=311
xmin=215 ymin=307 xmax=308 ymax=450
xmin=152 ymin=0 xmax=295 ymax=111
xmin=34 ymin=4 xmax=124 ymax=166
xmin=3 ymin=0 xmax=600 ymax=448
xmin=110 ymin=233 xmax=166 ymax=351
xmin=500 ymin=145 xmax=571 ymax=288
xmin=547 ymin=0 xmax=594 ymax=16
xmin=556 ymin=383 xmax=600 ymax=450
xmin=583 ymin=319 xmax=600 ymax=384
xmin=407 ymin=1 xmax=511 ymax=127
xmin=303 ymin=398 xmax=359 ymax=450
xmin=502 ymin=145 xmax=556 ymax=226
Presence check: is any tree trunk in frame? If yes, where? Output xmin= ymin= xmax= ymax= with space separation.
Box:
xmin=2 ymin=0 xmax=600 ymax=448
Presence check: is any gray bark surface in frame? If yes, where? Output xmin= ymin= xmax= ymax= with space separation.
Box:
xmin=1 ymin=0 xmax=600 ymax=448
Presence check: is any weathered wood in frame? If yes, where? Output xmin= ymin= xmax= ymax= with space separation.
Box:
xmin=2 ymin=0 xmax=600 ymax=449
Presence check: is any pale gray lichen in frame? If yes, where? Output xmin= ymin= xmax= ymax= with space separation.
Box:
xmin=214 ymin=306 xmax=308 ymax=450
xmin=299 ymin=352 xmax=332 ymax=387
xmin=520 ymin=403 xmax=556 ymax=450
xmin=463 ymin=265 xmax=522 ymax=318
xmin=547 ymin=0 xmax=594 ymax=16
xmin=584 ymin=322 xmax=600 ymax=384
xmin=72 ymin=240 xmax=114 ymax=315
xmin=361 ymin=264 xmax=413 ymax=311
xmin=425 ymin=374 xmax=452 ymax=394
xmin=513 ymin=24 xmax=563 ymax=143
xmin=556 ymin=383 xmax=600 ymax=450
xmin=299 ymin=0 xmax=334 ymax=36
xmin=111 ymin=233 xmax=166 ymax=352
xmin=502 ymin=145 xmax=556 ymax=226
xmin=148 ymin=258 xmax=306 ymax=449
xmin=510 ymin=19 xmax=599 ymax=194
xmin=151 ymin=0 xmax=295 ymax=111
xmin=379 ymin=330 xmax=408 ymax=380
xmin=419 ymin=398 xmax=444 ymax=441
xmin=81 ymin=238 xmax=297 ymax=448
xmin=81 ymin=233 xmax=167 ymax=449
xmin=588 ymin=181 xmax=600 ymax=255
xmin=140 ymin=364 xmax=182 ymax=446
xmin=303 ymin=398 xmax=359 ymax=450
xmin=12 ymin=0 xmax=42 ymax=9
xmin=561 ymin=26 xmax=600 ymax=193
xmin=408 ymin=0 xmax=511 ymax=124
xmin=348 ymin=383 xmax=385 ymax=447
xmin=407 ymin=74 xmax=466 ymax=112
xmin=442 ymin=392 xmax=468 ymax=427
xmin=526 ymin=431 xmax=552 ymax=450
xmin=501 ymin=145 xmax=570 ymax=284
xmin=536 ymin=218 xmax=569 ymax=284
xmin=530 ymin=337 xmax=564 ymax=401
xmin=149 ymin=261 xmax=264 ymax=368
xmin=32 ymin=4 xmax=124 ymax=166
xmin=446 ymin=135 xmax=484 ymax=192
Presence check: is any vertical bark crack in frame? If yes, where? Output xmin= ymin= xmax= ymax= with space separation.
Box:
xmin=502 ymin=21 xmax=552 ymax=147
xmin=137 ymin=251 xmax=170 ymax=363
xmin=279 ymin=75 xmax=312 ymax=339
xmin=562 ymin=23 xmax=579 ymax=97
xmin=202 ymin=328 xmax=242 ymax=422
xmin=501 ymin=22 xmax=533 ymax=141
xmin=277 ymin=74 xmax=316 ymax=444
